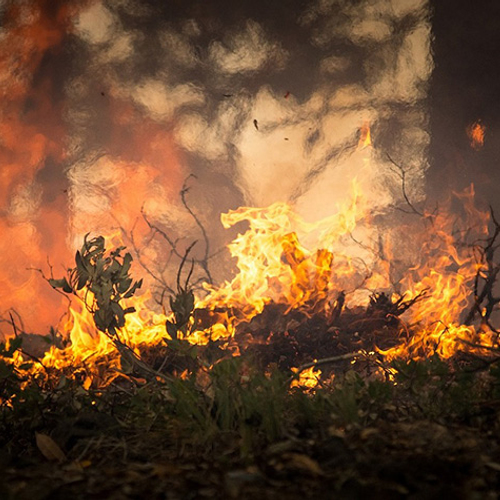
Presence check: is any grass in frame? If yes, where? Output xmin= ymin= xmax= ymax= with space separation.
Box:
xmin=2 ymin=338 xmax=500 ymax=498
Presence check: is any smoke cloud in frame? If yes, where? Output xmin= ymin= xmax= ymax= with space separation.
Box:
xmin=0 ymin=0 xmax=432 ymax=335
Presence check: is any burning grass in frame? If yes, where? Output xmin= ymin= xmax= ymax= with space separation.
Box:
xmin=1 ymin=184 xmax=500 ymax=497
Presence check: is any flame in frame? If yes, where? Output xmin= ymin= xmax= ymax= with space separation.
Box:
xmin=0 ymin=3 xmax=185 ymax=337
xmin=21 ymin=290 xmax=168 ymax=386
xmin=290 ymin=364 xmax=322 ymax=390
xmin=381 ymin=186 xmax=494 ymax=360
xmin=358 ymin=122 xmax=372 ymax=149
xmin=467 ymin=120 xmax=486 ymax=150
xmin=3 ymin=176 xmax=498 ymax=390
xmin=194 ymin=181 xmax=368 ymax=334
xmin=0 ymin=2 xmax=80 ymax=335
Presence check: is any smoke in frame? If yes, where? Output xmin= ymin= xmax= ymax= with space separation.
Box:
xmin=0 ymin=0 xmax=432 ymax=336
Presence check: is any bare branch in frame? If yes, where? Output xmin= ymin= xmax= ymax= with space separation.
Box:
xmin=386 ymin=154 xmax=424 ymax=217
xmin=180 ymin=175 xmax=213 ymax=284
xmin=285 ymin=351 xmax=370 ymax=387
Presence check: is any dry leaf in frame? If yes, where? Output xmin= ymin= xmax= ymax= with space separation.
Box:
xmin=485 ymin=461 xmax=500 ymax=472
xmin=35 ymin=432 xmax=66 ymax=463
xmin=284 ymin=453 xmax=324 ymax=476
xmin=360 ymin=427 xmax=379 ymax=440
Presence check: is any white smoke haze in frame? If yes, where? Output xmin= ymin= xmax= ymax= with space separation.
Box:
xmin=208 ymin=20 xmax=288 ymax=74
xmin=0 ymin=0 xmax=435 ymax=334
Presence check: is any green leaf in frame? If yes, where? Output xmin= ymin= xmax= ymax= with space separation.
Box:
xmin=111 ymin=302 xmax=126 ymax=328
xmin=107 ymin=260 xmax=121 ymax=276
xmin=76 ymin=269 xmax=88 ymax=290
xmin=48 ymin=278 xmax=73 ymax=294
xmin=117 ymin=277 xmax=132 ymax=294
xmin=123 ymin=279 xmax=142 ymax=298
xmin=166 ymin=321 xmax=179 ymax=340
xmin=94 ymin=308 xmax=111 ymax=332
xmin=75 ymin=251 xmax=88 ymax=275
xmin=121 ymin=253 xmax=132 ymax=275
xmin=7 ymin=336 xmax=23 ymax=355
xmin=185 ymin=290 xmax=195 ymax=314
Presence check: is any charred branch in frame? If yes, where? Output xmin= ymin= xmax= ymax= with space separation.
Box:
xmin=465 ymin=208 xmax=500 ymax=330
xmin=386 ymin=154 xmax=424 ymax=217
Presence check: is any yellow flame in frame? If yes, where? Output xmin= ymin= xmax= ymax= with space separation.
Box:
xmin=358 ymin=122 xmax=372 ymax=149
xmin=290 ymin=364 xmax=322 ymax=390
xmin=4 ymin=177 xmax=497 ymax=389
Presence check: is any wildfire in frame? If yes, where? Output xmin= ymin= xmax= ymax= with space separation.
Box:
xmin=2 ymin=178 xmax=498 ymax=391
xmin=195 ymin=181 xmax=366 ymax=331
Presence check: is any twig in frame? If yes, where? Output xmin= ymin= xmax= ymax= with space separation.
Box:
xmin=181 ymin=175 xmax=213 ymax=284
xmin=110 ymin=333 xmax=173 ymax=384
xmin=285 ymin=351 xmax=367 ymax=386
xmin=457 ymin=338 xmax=500 ymax=353
xmin=126 ymin=218 xmax=175 ymax=295
xmin=465 ymin=207 xmax=500 ymax=328
xmin=9 ymin=312 xmax=19 ymax=338
xmin=28 ymin=267 xmax=73 ymax=305
xmin=386 ymin=154 xmax=424 ymax=217
xmin=176 ymin=240 xmax=197 ymax=292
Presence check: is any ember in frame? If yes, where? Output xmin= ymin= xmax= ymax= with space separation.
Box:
xmin=467 ymin=120 xmax=486 ymax=150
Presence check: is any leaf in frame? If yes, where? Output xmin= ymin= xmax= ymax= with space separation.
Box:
xmin=123 ymin=279 xmax=142 ymax=298
xmin=107 ymin=260 xmax=121 ymax=276
xmin=186 ymin=290 xmax=195 ymax=314
xmin=283 ymin=453 xmax=324 ymax=476
xmin=7 ymin=336 xmax=22 ymax=355
xmin=117 ymin=277 xmax=133 ymax=294
xmin=48 ymin=278 xmax=73 ymax=294
xmin=121 ymin=253 xmax=132 ymax=275
xmin=111 ymin=302 xmax=125 ymax=327
xmin=166 ymin=321 xmax=179 ymax=340
xmin=35 ymin=432 xmax=66 ymax=462
xmin=75 ymin=251 xmax=88 ymax=275
xmin=94 ymin=308 xmax=111 ymax=332
xmin=76 ymin=269 xmax=89 ymax=290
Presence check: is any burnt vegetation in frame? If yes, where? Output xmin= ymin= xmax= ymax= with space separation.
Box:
xmin=2 ymin=194 xmax=500 ymax=499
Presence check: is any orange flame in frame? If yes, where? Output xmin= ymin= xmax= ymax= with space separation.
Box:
xmin=358 ymin=122 xmax=372 ymax=149
xmin=0 ymin=1 xmax=81 ymax=336
xmin=195 ymin=181 xmax=367 ymax=334
xmin=467 ymin=120 xmax=486 ymax=150
xmin=3 ymin=179 xmax=497 ymax=390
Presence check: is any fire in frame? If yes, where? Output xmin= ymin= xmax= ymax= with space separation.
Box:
xmin=358 ymin=122 xmax=372 ymax=149
xmin=0 ymin=3 xmax=185 ymax=337
xmin=290 ymin=365 xmax=322 ymax=390
xmin=381 ymin=186 xmax=494 ymax=360
xmin=195 ymin=181 xmax=367 ymax=334
xmin=27 ymin=291 xmax=169 ymax=385
xmin=467 ymin=120 xmax=486 ymax=150
xmin=0 ymin=1 xmax=78 ymax=334
xmin=2 ymin=177 xmax=498 ymax=391
xmin=194 ymin=183 xmax=497 ymax=363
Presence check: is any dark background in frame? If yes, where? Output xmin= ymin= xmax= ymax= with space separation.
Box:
xmin=429 ymin=0 xmax=500 ymax=210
